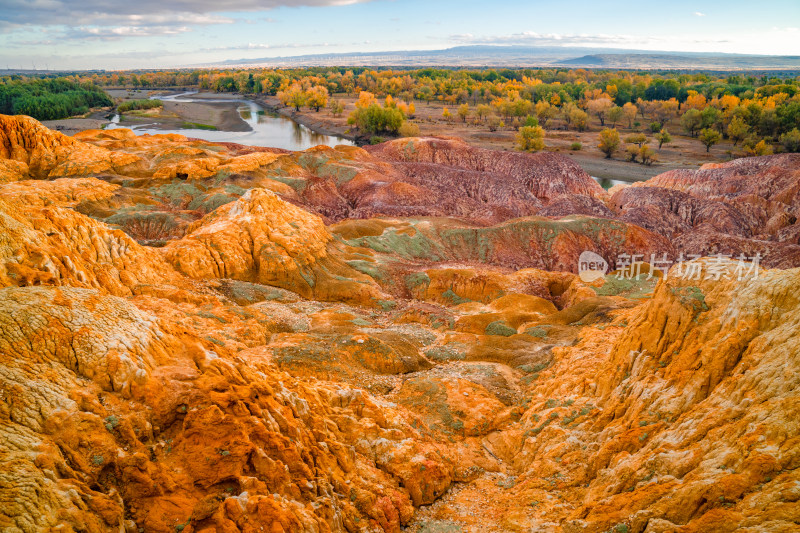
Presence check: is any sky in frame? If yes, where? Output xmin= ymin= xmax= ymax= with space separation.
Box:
xmin=0 ymin=0 xmax=798 ymax=70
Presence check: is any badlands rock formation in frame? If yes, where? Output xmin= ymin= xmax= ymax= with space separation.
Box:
xmin=0 ymin=114 xmax=798 ymax=532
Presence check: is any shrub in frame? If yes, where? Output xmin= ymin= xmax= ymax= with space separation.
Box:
xmin=569 ymin=141 xmax=582 ymax=151
xmin=780 ymin=128 xmax=800 ymax=152
xmin=118 ymin=99 xmax=162 ymax=112
xmin=639 ymin=144 xmax=656 ymax=165
xmin=485 ymin=321 xmax=517 ymax=337
xmin=398 ymin=121 xmax=420 ymax=137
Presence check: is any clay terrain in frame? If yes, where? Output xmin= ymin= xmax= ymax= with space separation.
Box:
xmin=1 ymin=113 xmax=800 ymax=533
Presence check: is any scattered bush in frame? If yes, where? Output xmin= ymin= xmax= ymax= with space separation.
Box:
xmin=485 ymin=321 xmax=517 ymax=337
xmin=118 ymin=98 xmax=162 ymax=112
xmin=780 ymin=128 xmax=800 ymax=152
xmin=398 ymin=121 xmax=420 ymax=137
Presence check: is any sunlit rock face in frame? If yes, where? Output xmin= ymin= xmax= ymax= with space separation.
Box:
xmin=0 ymin=114 xmax=798 ymax=532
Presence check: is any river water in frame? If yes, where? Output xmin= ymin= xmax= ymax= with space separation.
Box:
xmin=593 ymin=177 xmax=626 ymax=189
xmin=106 ymin=92 xmax=354 ymax=151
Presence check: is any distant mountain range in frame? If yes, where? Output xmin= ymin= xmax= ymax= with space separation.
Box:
xmin=208 ymin=45 xmax=800 ymax=71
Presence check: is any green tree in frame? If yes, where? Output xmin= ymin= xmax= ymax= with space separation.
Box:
xmin=348 ymin=103 xmax=404 ymax=135
xmin=476 ymin=104 xmax=491 ymax=121
xmin=607 ymin=105 xmax=624 ymax=128
xmin=329 ymin=99 xmax=345 ymax=117
xmin=727 ymin=116 xmax=749 ymax=146
xmin=624 ymin=133 xmax=647 ymax=147
xmin=681 ymin=108 xmax=703 ymax=137
xmin=780 ymin=128 xmax=800 ymax=152
xmin=654 ymin=129 xmax=672 ymax=150
xmin=699 ymin=128 xmax=721 ymax=152
xmin=598 ymin=128 xmax=621 ymax=158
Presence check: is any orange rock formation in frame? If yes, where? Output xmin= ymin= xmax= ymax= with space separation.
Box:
xmin=0 ymin=114 xmax=798 ymax=533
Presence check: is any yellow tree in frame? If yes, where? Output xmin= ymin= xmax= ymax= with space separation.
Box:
xmin=516 ymin=125 xmax=545 ymax=151
xmin=535 ymin=101 xmax=557 ymax=123
xmin=328 ymin=99 xmax=345 ymax=117
xmin=306 ymin=85 xmax=329 ymax=112
xmin=355 ymin=91 xmax=377 ymax=109
xmin=278 ymin=83 xmax=305 ymax=111
xmin=598 ymin=128 xmax=621 ymax=158
xmin=568 ymin=106 xmax=589 ymax=132
xmin=683 ymin=90 xmax=707 ymax=111
xmin=587 ymin=97 xmax=613 ymax=126
xmin=622 ymin=102 xmax=638 ymax=128
xmin=699 ymin=128 xmax=721 ymax=152
xmin=654 ymin=129 xmax=672 ymax=149
xmin=607 ymin=105 xmax=624 ymax=128
xmin=457 ymin=103 xmax=470 ymax=123
xmin=727 ymin=116 xmax=749 ymax=146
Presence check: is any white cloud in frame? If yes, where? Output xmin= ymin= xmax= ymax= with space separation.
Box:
xmin=694 ymin=12 xmax=706 ymax=17
xmin=449 ymin=31 xmax=664 ymax=48
xmin=447 ymin=27 xmax=800 ymax=55
xmin=0 ymin=0 xmax=371 ymax=37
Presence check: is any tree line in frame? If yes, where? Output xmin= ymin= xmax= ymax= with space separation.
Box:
xmin=69 ymin=66 xmax=799 ymax=151
xmin=0 ymin=78 xmax=112 ymax=120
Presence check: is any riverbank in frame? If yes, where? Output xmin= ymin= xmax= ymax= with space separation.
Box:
xmin=42 ymin=116 xmax=108 ymax=136
xmin=41 ymin=91 xmax=251 ymax=136
xmin=252 ymin=95 xmax=359 ymax=142
xmin=119 ymin=90 xmax=250 ymax=132
xmin=564 ymin=153 xmax=696 ymax=182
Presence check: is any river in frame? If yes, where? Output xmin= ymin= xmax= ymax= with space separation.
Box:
xmin=106 ymin=92 xmax=354 ymax=151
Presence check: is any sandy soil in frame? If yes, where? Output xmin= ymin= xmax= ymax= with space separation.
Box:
xmin=41 ymin=117 xmax=108 ymax=136
xmin=115 ymin=90 xmax=249 ymax=132
xmin=40 ymin=90 xmax=250 ymax=136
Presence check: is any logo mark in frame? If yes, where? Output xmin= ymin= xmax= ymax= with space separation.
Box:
xmin=578 ymin=251 xmax=608 ymax=282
